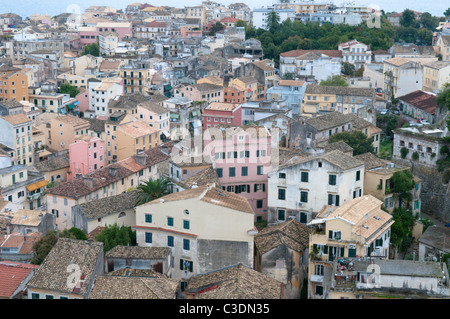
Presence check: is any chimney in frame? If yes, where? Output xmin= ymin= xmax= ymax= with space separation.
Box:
xmin=82 ymin=177 xmax=94 ymax=188
xmin=135 ymin=153 xmax=147 ymax=166
xmin=109 ymin=167 xmax=118 ymax=177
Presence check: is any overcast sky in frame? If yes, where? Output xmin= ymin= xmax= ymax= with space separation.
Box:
xmin=1 ymin=0 xmax=447 ymax=19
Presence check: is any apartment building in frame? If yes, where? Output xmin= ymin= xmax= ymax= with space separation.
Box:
xmin=121 ymin=66 xmax=152 ymax=95
xmin=116 ymin=120 xmax=160 ymax=162
xmin=338 ymin=40 xmax=372 ymax=70
xmin=268 ymin=150 xmax=365 ymax=225
xmin=205 ymin=125 xmax=272 ymax=221
xmin=0 ymin=65 xmax=29 ymax=102
xmin=134 ymin=185 xmax=254 ymax=286
xmin=67 ymin=136 xmax=105 ymax=180
xmin=308 ymin=195 xmax=394 ymax=299
xmin=50 ymin=115 xmax=91 ymax=152
xmin=382 ymin=57 xmax=423 ymax=99
xmin=175 ymin=83 xmax=224 ymax=103
xmin=0 ymin=113 xmax=34 ymax=166
xmin=434 ymin=35 xmax=450 ymax=62
xmin=202 ymin=102 xmax=242 ymax=130
xmin=422 ymin=61 xmax=450 ymax=93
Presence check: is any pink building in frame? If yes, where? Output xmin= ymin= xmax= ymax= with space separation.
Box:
xmin=67 ymin=136 xmax=105 ymax=180
xmin=204 ymin=126 xmax=272 ymax=221
xmin=180 ymin=25 xmax=202 ymax=38
xmin=78 ymin=22 xmax=132 ymax=47
xmin=202 ymin=102 xmax=242 ymax=130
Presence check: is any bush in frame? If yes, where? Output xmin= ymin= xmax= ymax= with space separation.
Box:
xmin=400 ymin=147 xmax=409 ymax=159
xmin=412 ymin=152 xmax=419 ymax=161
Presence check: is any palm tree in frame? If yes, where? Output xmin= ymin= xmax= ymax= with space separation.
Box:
xmin=135 ymin=177 xmax=171 ymax=205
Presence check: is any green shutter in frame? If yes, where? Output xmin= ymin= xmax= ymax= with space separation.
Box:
xmin=324 ymin=245 xmax=328 ymax=254
xmin=189 ymin=261 xmax=193 ymax=272
xmin=313 ymin=244 xmax=317 ymax=252
xmin=329 ymin=230 xmax=333 ymax=239
xmin=340 ymin=247 xmax=345 ymax=257
xmin=180 ymin=259 xmax=184 ymax=270
xmin=336 ymin=195 xmax=340 ymax=206
xmin=328 ymin=194 xmax=333 ymax=205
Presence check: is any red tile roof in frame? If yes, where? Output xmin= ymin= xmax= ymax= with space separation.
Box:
xmin=0 ymin=261 xmax=39 ymax=298
xmin=398 ymin=90 xmax=437 ymax=115
xmin=280 ymin=49 xmax=342 ymax=58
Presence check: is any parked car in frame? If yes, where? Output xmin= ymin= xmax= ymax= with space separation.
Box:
xmin=392 ymin=110 xmax=400 ymax=115
xmin=421 ymin=120 xmax=430 ymax=125
xmin=380 ymin=109 xmax=388 ymax=115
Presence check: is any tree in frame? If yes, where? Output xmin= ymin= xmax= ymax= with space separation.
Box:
xmin=390 ymin=208 xmax=416 ymax=253
xmin=328 ymin=131 xmax=374 ymax=155
xmin=235 ymin=20 xmax=247 ymax=28
xmin=209 ymin=22 xmax=224 ymax=36
xmin=444 ymin=8 xmax=450 ymax=17
xmin=437 ymin=83 xmax=450 ymax=131
xmin=391 ymin=169 xmax=415 ymax=208
xmin=419 ymin=12 xmax=439 ymax=31
xmin=95 ymin=224 xmax=136 ymax=252
xmin=400 ymin=9 xmax=417 ymax=28
xmin=266 ymin=11 xmax=280 ymax=33
xmin=341 ymin=62 xmax=356 ymax=76
xmin=136 ymin=177 xmax=171 ymax=205
xmin=320 ymin=75 xmax=348 ymax=87
xmin=59 ymin=83 xmax=79 ymax=98
xmin=81 ymin=42 xmax=99 ymax=57
xmin=30 ymin=229 xmax=86 ymax=265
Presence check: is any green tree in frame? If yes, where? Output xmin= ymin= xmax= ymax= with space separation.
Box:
xmin=59 ymin=83 xmax=80 ymax=98
xmin=417 ymin=28 xmax=433 ymax=46
xmin=95 ymin=224 xmax=136 ymax=252
xmin=320 ymin=75 xmax=348 ymax=87
xmin=419 ymin=12 xmax=439 ymax=31
xmin=444 ymin=8 xmax=450 ymax=17
xmin=266 ymin=11 xmax=280 ymax=33
xmin=328 ymin=131 xmax=374 ymax=155
xmin=209 ymin=22 xmax=225 ymax=36
xmin=437 ymin=83 xmax=450 ymax=131
xmin=391 ymin=169 xmax=415 ymax=208
xmin=400 ymin=9 xmax=417 ymax=28
xmin=136 ymin=177 xmax=171 ymax=205
xmin=235 ymin=20 xmax=247 ymax=28
xmin=390 ymin=208 xmax=416 ymax=253
xmin=30 ymin=229 xmax=86 ymax=265
xmin=341 ymin=62 xmax=356 ymax=76
xmin=82 ymin=42 xmax=99 ymax=57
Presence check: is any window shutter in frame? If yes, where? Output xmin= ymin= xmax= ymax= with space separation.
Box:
xmin=324 ymin=245 xmax=328 ymax=254
xmin=180 ymin=259 xmax=184 ymax=270
xmin=247 ymin=185 xmax=250 ymax=193
xmin=336 ymin=195 xmax=340 ymax=206
xmin=254 ymin=184 xmax=257 ymax=192
xmin=313 ymin=244 xmax=317 ymax=251
xmin=189 ymin=261 xmax=193 ymax=272
xmin=262 ymin=183 xmax=266 ymax=192
xmin=329 ymin=230 xmax=333 ymax=239
xmin=340 ymin=247 xmax=345 ymax=257
xmin=328 ymin=194 xmax=333 ymax=205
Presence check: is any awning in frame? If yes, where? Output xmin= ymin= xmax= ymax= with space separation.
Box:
xmin=67 ymin=103 xmax=75 ymax=110
xmin=170 ymin=113 xmax=180 ymax=119
xmin=26 ymin=180 xmax=48 ymax=192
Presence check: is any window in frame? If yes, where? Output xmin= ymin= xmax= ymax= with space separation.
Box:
xmin=328 ymin=194 xmax=340 ymax=206
xmin=168 ymin=236 xmax=174 ymax=247
xmin=183 ymin=239 xmax=190 ymax=250
xmin=328 ymin=230 xmax=342 ymax=240
xmin=257 ymin=165 xmax=263 ymax=175
xmin=216 ymin=168 xmax=223 ymax=178
xmin=167 ymin=217 xmax=174 ymax=226
xmin=256 ymin=200 xmax=263 ymax=209
xmin=315 ymin=264 xmax=324 ymax=276
xmin=279 ymin=172 xmax=286 ymax=179
xmin=31 ymin=293 xmax=40 ymax=299
xmin=278 ymin=209 xmax=285 ymax=221
xmin=329 ymin=174 xmax=337 ymax=185
xmin=145 ymin=232 xmax=152 ymax=243
xmin=229 ymin=167 xmax=236 ymax=177
xmin=145 ymin=214 xmax=152 ymax=223
xmin=300 ymin=191 xmax=308 ymax=203
xmin=356 ymin=170 xmax=361 ymax=181
xmin=301 ymin=172 xmax=309 ymax=182
xmin=278 ymin=188 xmax=286 ymax=200
xmin=183 ymin=220 xmax=190 ymax=230
xmin=241 ymin=166 xmax=248 ymax=176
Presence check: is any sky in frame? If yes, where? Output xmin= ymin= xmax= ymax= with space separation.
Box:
xmin=0 ymin=0 xmax=447 ymax=19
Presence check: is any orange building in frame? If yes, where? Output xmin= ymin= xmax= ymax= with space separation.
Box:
xmin=0 ymin=65 xmax=29 ymax=102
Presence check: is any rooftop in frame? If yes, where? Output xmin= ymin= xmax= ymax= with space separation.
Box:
xmin=0 ymin=261 xmax=39 ymax=298
xmin=105 ymin=245 xmax=171 ymax=260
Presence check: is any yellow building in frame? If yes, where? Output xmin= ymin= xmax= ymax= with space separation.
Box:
xmin=229 ymin=76 xmax=259 ymax=101
xmin=422 ymin=61 xmax=450 ymax=93
xmin=307 ymin=195 xmax=394 ymax=299
xmin=354 ymin=152 xmax=421 ymax=214
xmin=116 ymin=120 xmax=160 ymax=162
xmin=0 ymin=65 xmax=29 ymax=102
xmin=50 ymin=115 xmax=91 ymax=151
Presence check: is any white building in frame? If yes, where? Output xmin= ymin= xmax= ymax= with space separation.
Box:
xmin=88 ymin=78 xmax=123 ymax=117
xmin=267 ymin=150 xmax=365 ymax=225
xmin=383 ymin=57 xmax=423 ymax=99
xmin=252 ymin=7 xmax=296 ymax=30
xmin=338 ymin=40 xmax=372 ymax=70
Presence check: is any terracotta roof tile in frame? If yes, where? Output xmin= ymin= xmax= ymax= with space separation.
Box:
xmin=0 ymin=261 xmax=39 ymax=298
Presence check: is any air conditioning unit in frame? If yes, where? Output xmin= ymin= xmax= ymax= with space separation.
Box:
xmin=298 ymin=202 xmax=305 ymax=207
